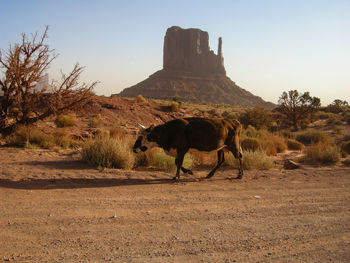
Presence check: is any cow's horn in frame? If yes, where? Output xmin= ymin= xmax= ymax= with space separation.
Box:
xmin=138 ymin=123 xmax=146 ymax=129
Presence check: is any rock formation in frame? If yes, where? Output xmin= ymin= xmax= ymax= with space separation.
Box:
xmin=118 ymin=26 xmax=273 ymax=107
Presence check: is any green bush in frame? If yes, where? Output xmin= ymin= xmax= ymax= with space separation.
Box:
xmin=239 ymin=105 xmax=273 ymax=130
xmin=287 ymin=139 xmax=304 ymax=150
xmin=81 ymin=136 xmax=134 ymax=169
xmin=295 ymin=130 xmax=330 ymax=145
xmin=54 ymin=115 xmax=77 ymax=128
xmin=226 ymin=150 xmax=275 ymax=170
xmin=303 ymin=142 xmax=341 ymax=165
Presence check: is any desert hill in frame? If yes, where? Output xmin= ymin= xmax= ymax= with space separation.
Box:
xmin=119 ymin=26 xmax=274 ymax=108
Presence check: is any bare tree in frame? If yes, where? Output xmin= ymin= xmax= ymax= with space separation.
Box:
xmin=277 ymin=90 xmax=320 ymax=131
xmin=0 ymin=26 xmax=97 ymax=134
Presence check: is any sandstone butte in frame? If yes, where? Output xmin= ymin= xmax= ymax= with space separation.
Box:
xmin=118 ymin=26 xmax=274 ymax=107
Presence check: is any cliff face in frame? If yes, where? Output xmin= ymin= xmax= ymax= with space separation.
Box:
xmin=118 ymin=26 xmax=273 ymax=107
xmin=163 ymin=26 xmax=225 ymax=75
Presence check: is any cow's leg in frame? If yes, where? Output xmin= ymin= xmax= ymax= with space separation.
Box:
xmin=173 ymin=151 xmax=186 ymax=181
xmin=206 ymin=150 xmax=225 ymax=179
xmin=229 ymin=145 xmax=243 ymax=179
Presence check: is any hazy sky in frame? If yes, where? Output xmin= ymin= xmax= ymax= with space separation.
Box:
xmin=1 ymin=0 xmax=349 ymax=105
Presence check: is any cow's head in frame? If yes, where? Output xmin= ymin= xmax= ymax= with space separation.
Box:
xmin=133 ymin=124 xmax=157 ymax=153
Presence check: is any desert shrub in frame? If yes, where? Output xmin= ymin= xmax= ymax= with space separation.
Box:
xmin=262 ymin=134 xmax=288 ymax=155
xmin=109 ymin=126 xmax=127 ymax=139
xmin=241 ymin=138 xmax=261 ymax=151
xmin=316 ymin=111 xmax=331 ymax=120
xmin=303 ymin=142 xmax=341 ymax=165
xmin=5 ymin=125 xmax=81 ymax=149
xmin=136 ymin=148 xmax=193 ymax=172
xmin=170 ymin=101 xmax=180 ymax=112
xmin=326 ymin=114 xmax=343 ymax=126
xmin=81 ymin=136 xmax=134 ymax=169
xmin=135 ymin=94 xmax=147 ymax=103
xmin=287 ymin=139 xmax=304 ymax=150
xmin=54 ymin=115 xmax=77 ymax=128
xmin=341 ymin=141 xmax=350 ymax=156
xmin=241 ymin=127 xmax=286 ymax=155
xmin=295 ymin=130 xmax=330 ymax=145
xmin=343 ymin=111 xmax=350 ymax=124
xmin=239 ymin=105 xmax=273 ymax=130
xmin=221 ymin=110 xmax=238 ymax=119
xmin=5 ymin=126 xmax=55 ymax=149
xmin=226 ymin=150 xmax=274 ymax=170
xmin=88 ymin=114 xmax=102 ymax=128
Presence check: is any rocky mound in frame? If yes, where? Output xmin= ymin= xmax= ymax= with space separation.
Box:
xmin=119 ymin=26 xmax=274 ymax=107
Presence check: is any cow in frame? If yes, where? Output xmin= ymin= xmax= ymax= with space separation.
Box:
xmin=133 ymin=117 xmax=243 ymax=180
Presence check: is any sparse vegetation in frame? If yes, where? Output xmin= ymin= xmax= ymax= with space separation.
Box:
xmin=276 ymin=90 xmax=320 ymax=130
xmin=0 ymin=26 xmax=97 ymax=135
xmin=88 ymin=114 xmax=102 ymax=128
xmin=135 ymin=94 xmax=147 ymax=103
xmin=295 ymin=129 xmax=330 ymax=145
xmin=239 ymin=105 xmax=273 ymax=130
xmin=5 ymin=125 xmax=79 ymax=149
xmin=286 ymin=139 xmax=304 ymax=150
xmin=136 ymin=148 xmax=193 ymax=172
xmin=303 ymin=142 xmax=341 ymax=165
xmin=170 ymin=101 xmax=180 ymax=112
xmin=81 ymin=136 xmax=134 ymax=169
xmin=226 ymin=150 xmax=275 ymax=170
xmin=54 ymin=115 xmax=77 ymax=128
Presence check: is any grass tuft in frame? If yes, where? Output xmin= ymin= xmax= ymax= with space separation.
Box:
xmin=81 ymin=136 xmax=134 ymax=169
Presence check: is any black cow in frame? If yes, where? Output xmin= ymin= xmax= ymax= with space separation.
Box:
xmin=133 ymin=117 xmax=243 ymax=180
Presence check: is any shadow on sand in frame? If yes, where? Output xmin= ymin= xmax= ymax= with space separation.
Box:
xmin=0 ymin=177 xmax=180 ymax=190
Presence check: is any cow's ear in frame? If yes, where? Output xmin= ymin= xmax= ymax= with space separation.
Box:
xmin=138 ymin=123 xmax=146 ymax=131
xmin=146 ymin=124 xmax=155 ymax=132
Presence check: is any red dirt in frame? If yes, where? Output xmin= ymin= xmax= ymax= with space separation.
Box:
xmin=1 ymin=147 xmax=349 ymax=262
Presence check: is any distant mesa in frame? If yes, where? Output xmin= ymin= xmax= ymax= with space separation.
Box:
xmin=118 ymin=26 xmax=273 ymax=107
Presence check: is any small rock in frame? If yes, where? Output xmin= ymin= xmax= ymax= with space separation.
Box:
xmin=254 ymin=195 xmax=261 ymax=199
xmin=284 ymin=160 xmax=300 ymax=170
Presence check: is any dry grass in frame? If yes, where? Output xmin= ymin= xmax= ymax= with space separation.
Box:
xmin=303 ymin=142 xmax=341 ymax=165
xmin=5 ymin=126 xmax=80 ymax=149
xmin=170 ymin=101 xmax=180 ymax=112
xmin=80 ymin=136 xmax=134 ymax=169
xmin=88 ymin=114 xmax=102 ymax=128
xmin=295 ymin=129 xmax=330 ymax=145
xmin=54 ymin=115 xmax=77 ymax=128
xmin=135 ymin=94 xmax=147 ymax=103
xmin=135 ymin=148 xmax=193 ymax=172
xmin=226 ymin=150 xmax=275 ymax=170
xmin=241 ymin=126 xmax=287 ymax=156
xmin=287 ymin=139 xmax=304 ymax=150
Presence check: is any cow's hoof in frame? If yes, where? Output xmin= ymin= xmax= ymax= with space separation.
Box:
xmin=205 ymin=173 xmax=214 ymax=179
xmin=236 ymin=175 xmax=242 ymax=179
xmin=187 ymin=170 xmax=193 ymax=175
xmin=172 ymin=176 xmax=179 ymax=181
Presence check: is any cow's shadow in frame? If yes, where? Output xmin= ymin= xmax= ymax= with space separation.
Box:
xmin=0 ymin=177 xmax=181 ymax=190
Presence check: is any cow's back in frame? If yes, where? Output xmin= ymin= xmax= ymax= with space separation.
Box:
xmin=184 ymin=118 xmax=230 ymax=151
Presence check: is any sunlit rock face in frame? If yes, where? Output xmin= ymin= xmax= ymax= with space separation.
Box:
xmin=118 ymin=26 xmax=273 ymax=107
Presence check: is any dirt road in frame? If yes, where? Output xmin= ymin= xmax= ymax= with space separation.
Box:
xmin=0 ymin=148 xmax=349 ymax=262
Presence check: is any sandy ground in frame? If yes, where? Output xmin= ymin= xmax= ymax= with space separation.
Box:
xmin=0 ymin=147 xmax=350 ymax=262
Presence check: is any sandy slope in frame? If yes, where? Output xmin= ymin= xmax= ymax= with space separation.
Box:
xmin=0 ymin=147 xmax=349 ymax=262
